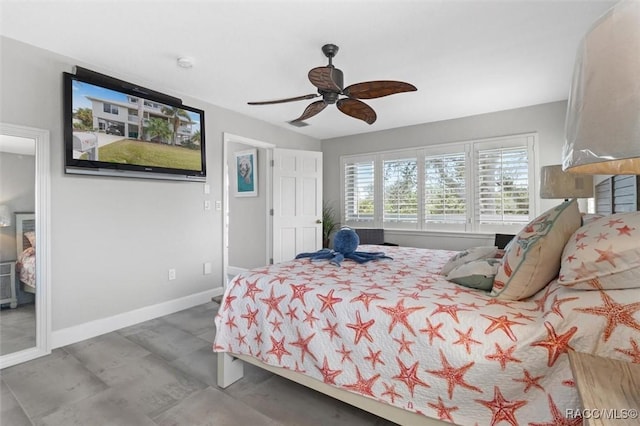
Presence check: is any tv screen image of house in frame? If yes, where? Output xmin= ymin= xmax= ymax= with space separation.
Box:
xmin=63 ymin=72 xmax=206 ymax=182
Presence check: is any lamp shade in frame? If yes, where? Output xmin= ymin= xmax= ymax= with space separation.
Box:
xmin=0 ymin=205 xmax=11 ymax=227
xmin=563 ymin=0 xmax=640 ymax=174
xmin=540 ymin=165 xmax=594 ymax=199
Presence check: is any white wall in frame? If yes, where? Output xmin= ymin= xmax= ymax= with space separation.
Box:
xmin=321 ymin=101 xmax=570 ymax=250
xmin=0 ymin=36 xmax=320 ymax=339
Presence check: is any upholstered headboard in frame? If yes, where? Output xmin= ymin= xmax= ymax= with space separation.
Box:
xmin=594 ymin=175 xmax=640 ymax=214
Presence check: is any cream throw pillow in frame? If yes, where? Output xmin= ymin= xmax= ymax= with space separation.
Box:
xmin=491 ymin=199 xmax=581 ymax=300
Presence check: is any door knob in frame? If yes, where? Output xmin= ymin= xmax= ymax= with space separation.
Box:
xmin=316 ymin=219 xmax=322 ymax=224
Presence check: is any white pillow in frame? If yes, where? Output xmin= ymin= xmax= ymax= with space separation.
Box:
xmin=440 ymin=246 xmax=499 ymax=275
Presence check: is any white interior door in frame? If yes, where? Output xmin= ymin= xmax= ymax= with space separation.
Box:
xmin=272 ymin=148 xmax=323 ymax=263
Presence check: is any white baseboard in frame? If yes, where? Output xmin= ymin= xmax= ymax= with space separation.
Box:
xmin=51 ymin=286 xmax=224 ymax=349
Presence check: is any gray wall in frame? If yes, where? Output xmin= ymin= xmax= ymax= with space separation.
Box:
xmin=0 ymin=36 xmax=320 ymax=333
xmin=0 ymin=152 xmax=36 ymax=261
xmin=227 ymin=141 xmax=268 ymax=269
xmin=321 ymin=101 xmax=571 ymax=250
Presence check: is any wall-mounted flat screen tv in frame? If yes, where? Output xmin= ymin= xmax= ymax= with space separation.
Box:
xmin=63 ymin=69 xmax=206 ymax=182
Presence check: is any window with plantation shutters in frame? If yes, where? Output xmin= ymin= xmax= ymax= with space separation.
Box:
xmin=424 ymin=152 xmax=467 ymax=230
xmin=344 ymin=159 xmax=375 ymax=223
xmin=476 ymin=145 xmax=530 ymax=229
xmin=383 ymin=158 xmax=418 ymax=223
xmin=341 ymin=133 xmax=535 ymax=232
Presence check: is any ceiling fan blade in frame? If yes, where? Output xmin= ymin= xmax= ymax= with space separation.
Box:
xmin=308 ymin=67 xmax=341 ymax=92
xmin=343 ymin=81 xmax=417 ymax=99
xmin=337 ymin=98 xmax=377 ymax=125
xmin=248 ymin=93 xmax=319 ymax=105
xmin=291 ymin=100 xmax=327 ymax=123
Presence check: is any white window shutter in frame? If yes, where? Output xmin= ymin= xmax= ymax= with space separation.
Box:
xmin=424 ymin=152 xmax=467 ymax=230
xmin=344 ymin=159 xmax=375 ymax=223
xmin=383 ymin=158 xmax=418 ymax=224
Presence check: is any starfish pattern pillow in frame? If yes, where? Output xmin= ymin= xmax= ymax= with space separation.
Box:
xmin=558 ymin=211 xmax=640 ymax=290
xmin=491 ymin=199 xmax=581 ymax=300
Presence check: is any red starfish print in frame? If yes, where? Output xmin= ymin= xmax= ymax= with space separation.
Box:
xmin=364 ymin=346 xmax=385 ymax=369
xmin=574 ymin=231 xmax=588 ymax=242
xmin=435 ymin=292 xmax=456 ymax=302
xmin=285 ymin=304 xmax=299 ymax=321
xmin=392 ymin=357 xmax=430 ymax=397
xmin=350 ymin=291 xmax=384 ymax=311
xmin=242 ymin=279 xmax=262 ymax=302
xmin=513 ymin=369 xmax=544 ymax=393
xmin=427 ymin=349 xmax=481 ymax=399
xmin=529 ymin=394 xmax=582 ymax=426
xmin=605 ymin=218 xmax=624 ymax=228
xmin=485 ymin=343 xmax=522 ymax=370
xmin=381 ymin=382 xmax=402 ymax=404
xmin=254 ymin=331 xmax=263 ymax=346
xmin=575 ymin=242 xmax=588 ymax=250
xmin=596 ymin=232 xmax=609 ymax=242
xmin=343 ymin=366 xmax=380 ymax=397
xmin=393 ymin=333 xmax=415 ymax=356
xmin=346 ymin=310 xmax=375 ymax=344
xmin=315 ymin=356 xmax=342 ymax=385
xmin=378 ymin=299 xmax=425 ymax=336
xmin=427 ymin=396 xmax=459 ymax=423
xmin=527 ymin=284 xmax=557 ymax=312
xmin=269 ymin=317 xmax=282 ymax=333
xmin=431 ymin=303 xmax=470 ymax=324
xmin=322 ymin=320 xmax=341 ymax=341
xmin=364 ymin=282 xmax=386 ymax=291
xmin=290 ymin=328 xmax=317 ymax=363
xmin=303 ymin=308 xmax=320 ymax=328
xmin=452 ymin=327 xmax=481 ymax=355
xmin=259 ymin=287 xmax=286 ymax=318
xmin=485 ymin=298 xmax=516 ymax=308
xmin=531 ymin=321 xmax=578 ymax=367
xmin=475 ymin=386 xmax=527 ymax=426
xmin=240 ymin=305 xmax=259 ymax=329
xmin=544 ymin=295 xmax=579 ymax=319
xmin=336 ymin=343 xmax=353 ymax=363
xmin=616 ymin=224 xmax=635 ymax=236
xmin=569 ymin=262 xmax=597 ymax=281
xmin=317 ymin=289 xmax=343 ymax=316
xmin=223 ymin=294 xmax=237 ymax=311
xmin=565 ymin=254 xmax=577 ymax=263
xmin=616 ymin=338 xmax=640 ymax=363
xmin=481 ymin=314 xmax=525 ymax=342
xmin=594 ymin=245 xmax=621 ymax=267
xmin=576 ymin=291 xmax=640 ymax=342
xmin=235 ymin=332 xmax=247 ymax=347
xmin=224 ymin=315 xmax=237 ymax=331
xmin=419 ymin=318 xmax=445 ymax=345
xmin=511 ymin=312 xmax=536 ymax=322
xmin=293 ymin=361 xmax=306 ymax=374
xmin=268 ymin=274 xmax=289 ymax=285
xmin=266 ymin=336 xmax=291 ymax=363
xmin=289 ymin=283 xmax=312 ymax=306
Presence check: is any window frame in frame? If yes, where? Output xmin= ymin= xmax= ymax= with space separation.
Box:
xmin=340 ymin=133 xmax=537 ymax=234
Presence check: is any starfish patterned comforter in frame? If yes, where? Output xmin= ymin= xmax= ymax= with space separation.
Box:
xmin=213 ymin=245 xmax=640 ymax=425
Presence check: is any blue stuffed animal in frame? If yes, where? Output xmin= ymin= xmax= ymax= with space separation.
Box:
xmin=295 ymin=227 xmax=392 ymax=266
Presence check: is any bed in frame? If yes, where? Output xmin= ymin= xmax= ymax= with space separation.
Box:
xmin=15 ymin=213 xmax=36 ymax=294
xmin=214 ymin=187 xmax=640 ymax=425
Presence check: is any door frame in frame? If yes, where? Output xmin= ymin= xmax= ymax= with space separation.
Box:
xmin=222 ymin=133 xmax=275 ymax=287
xmin=0 ymin=123 xmax=51 ymax=369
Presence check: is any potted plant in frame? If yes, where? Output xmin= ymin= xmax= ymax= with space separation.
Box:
xmin=322 ymin=202 xmax=339 ymax=248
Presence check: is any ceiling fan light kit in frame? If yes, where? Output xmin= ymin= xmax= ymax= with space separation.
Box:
xmin=248 ymin=44 xmax=417 ymax=125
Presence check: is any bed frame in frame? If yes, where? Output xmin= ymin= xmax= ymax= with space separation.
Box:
xmin=218 ymin=352 xmax=450 ymax=425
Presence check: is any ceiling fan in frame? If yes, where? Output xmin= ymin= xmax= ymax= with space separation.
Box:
xmin=248 ymin=44 xmax=417 ymax=125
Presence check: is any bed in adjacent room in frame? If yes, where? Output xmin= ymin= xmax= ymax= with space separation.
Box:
xmin=15 ymin=213 xmax=36 ymax=294
xmin=214 ymin=184 xmax=640 ymax=425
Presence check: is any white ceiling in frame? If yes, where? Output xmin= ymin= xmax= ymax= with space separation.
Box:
xmin=0 ymin=0 xmax=617 ymax=140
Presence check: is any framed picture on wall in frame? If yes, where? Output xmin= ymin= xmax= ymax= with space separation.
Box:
xmin=234 ymin=149 xmax=257 ymax=197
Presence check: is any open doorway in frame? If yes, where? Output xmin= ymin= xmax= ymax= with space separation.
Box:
xmin=222 ymin=133 xmax=275 ymax=287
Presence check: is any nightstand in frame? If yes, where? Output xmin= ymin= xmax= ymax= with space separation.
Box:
xmin=0 ymin=260 xmax=18 ymax=308
xmin=568 ymin=350 xmax=640 ymax=425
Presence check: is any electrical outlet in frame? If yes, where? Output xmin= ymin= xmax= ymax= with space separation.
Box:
xmin=168 ymin=268 xmax=176 ymax=280
xmin=204 ymin=200 xmax=211 ymax=210
xmin=203 ymin=262 xmax=212 ymax=275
